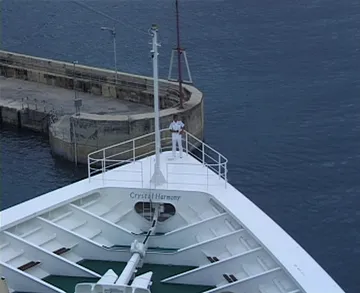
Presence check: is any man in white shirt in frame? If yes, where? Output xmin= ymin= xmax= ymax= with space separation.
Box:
xmin=169 ymin=114 xmax=185 ymax=158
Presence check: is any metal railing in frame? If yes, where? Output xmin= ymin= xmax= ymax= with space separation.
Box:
xmin=87 ymin=129 xmax=228 ymax=189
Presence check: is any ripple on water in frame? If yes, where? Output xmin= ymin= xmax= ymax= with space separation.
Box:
xmin=0 ymin=126 xmax=87 ymax=210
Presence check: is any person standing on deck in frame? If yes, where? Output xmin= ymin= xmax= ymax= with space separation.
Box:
xmin=169 ymin=114 xmax=185 ymax=158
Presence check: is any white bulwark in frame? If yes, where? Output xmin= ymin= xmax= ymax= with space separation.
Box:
xmin=0 ymin=128 xmax=345 ymax=293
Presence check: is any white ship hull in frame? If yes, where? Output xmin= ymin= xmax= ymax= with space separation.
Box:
xmin=0 ymin=129 xmax=345 ymax=293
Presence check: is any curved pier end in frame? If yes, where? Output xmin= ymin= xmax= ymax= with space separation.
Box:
xmin=0 ymin=50 xmax=204 ymax=164
xmin=49 ymin=82 xmax=203 ymax=164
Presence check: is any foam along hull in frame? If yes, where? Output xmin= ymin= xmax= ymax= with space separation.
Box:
xmin=0 ymin=151 xmax=345 ymax=293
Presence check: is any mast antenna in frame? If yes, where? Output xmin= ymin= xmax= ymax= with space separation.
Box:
xmin=168 ymin=0 xmax=193 ymax=109
xmin=150 ymin=24 xmax=166 ymax=186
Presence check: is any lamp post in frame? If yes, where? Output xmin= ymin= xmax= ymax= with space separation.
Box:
xmin=101 ymin=26 xmax=118 ymax=84
xmin=175 ymin=0 xmax=184 ymax=109
xmin=73 ymin=60 xmax=78 ymax=99
xmin=72 ymin=60 xmax=79 ymax=166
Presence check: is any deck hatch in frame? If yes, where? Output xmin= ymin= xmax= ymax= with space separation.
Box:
xmin=134 ymin=202 xmax=175 ymax=222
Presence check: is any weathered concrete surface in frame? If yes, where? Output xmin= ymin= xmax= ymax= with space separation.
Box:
xmin=0 ymin=76 xmax=153 ymax=134
xmin=0 ymin=76 xmax=153 ymax=115
xmin=0 ymin=50 xmax=191 ymax=106
xmin=0 ymin=50 xmax=204 ymax=164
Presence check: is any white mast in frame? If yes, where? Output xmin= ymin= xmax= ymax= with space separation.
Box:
xmin=150 ymin=24 xmax=166 ymax=186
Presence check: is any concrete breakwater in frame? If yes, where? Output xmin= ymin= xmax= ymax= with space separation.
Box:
xmin=0 ymin=50 xmax=204 ymax=164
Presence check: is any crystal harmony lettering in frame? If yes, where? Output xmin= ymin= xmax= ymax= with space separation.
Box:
xmin=129 ymin=192 xmax=181 ymax=201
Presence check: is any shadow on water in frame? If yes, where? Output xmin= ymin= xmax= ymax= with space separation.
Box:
xmin=0 ymin=124 xmax=87 ymax=210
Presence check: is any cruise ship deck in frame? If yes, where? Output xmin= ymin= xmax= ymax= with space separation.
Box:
xmin=0 ymin=130 xmax=345 ymax=293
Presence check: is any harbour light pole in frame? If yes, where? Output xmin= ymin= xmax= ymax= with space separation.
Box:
xmin=73 ymin=60 xmax=78 ymax=99
xmin=150 ymin=24 xmax=166 ymax=186
xmin=101 ymin=26 xmax=118 ymax=84
xmin=168 ymin=0 xmax=193 ymax=108
xmin=175 ymin=0 xmax=184 ymax=109
xmin=72 ymin=60 xmax=80 ymax=166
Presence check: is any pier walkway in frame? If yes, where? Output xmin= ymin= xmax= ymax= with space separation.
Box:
xmin=0 ymin=50 xmax=204 ymax=164
xmin=0 ymin=77 xmax=152 ymax=116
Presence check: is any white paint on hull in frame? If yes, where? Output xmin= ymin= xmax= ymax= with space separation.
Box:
xmin=0 ymin=151 xmax=345 ymax=293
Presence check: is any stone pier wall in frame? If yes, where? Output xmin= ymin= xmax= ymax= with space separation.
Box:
xmin=0 ymin=50 xmax=204 ymax=164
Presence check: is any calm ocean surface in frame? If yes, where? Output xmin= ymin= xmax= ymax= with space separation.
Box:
xmin=1 ymin=0 xmax=360 ymax=292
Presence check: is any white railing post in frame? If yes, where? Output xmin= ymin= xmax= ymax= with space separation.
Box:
xmin=206 ymin=165 xmax=209 ymax=190
xmin=102 ymin=149 xmax=106 ymax=173
xmin=225 ymin=162 xmax=228 ymax=188
xmin=102 ymin=149 xmax=106 ymax=185
xmin=218 ymin=154 xmax=221 ymax=179
xmin=185 ymin=132 xmax=188 ymax=155
xmin=202 ymin=143 xmax=205 ymax=165
xmin=87 ymin=157 xmax=91 ymax=182
xmin=132 ymin=139 xmax=136 ymax=162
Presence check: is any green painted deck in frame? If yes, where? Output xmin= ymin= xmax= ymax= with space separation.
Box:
xmin=44 ymin=260 xmax=214 ymax=293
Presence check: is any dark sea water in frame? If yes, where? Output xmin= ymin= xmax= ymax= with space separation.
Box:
xmin=1 ymin=0 xmax=360 ymax=292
